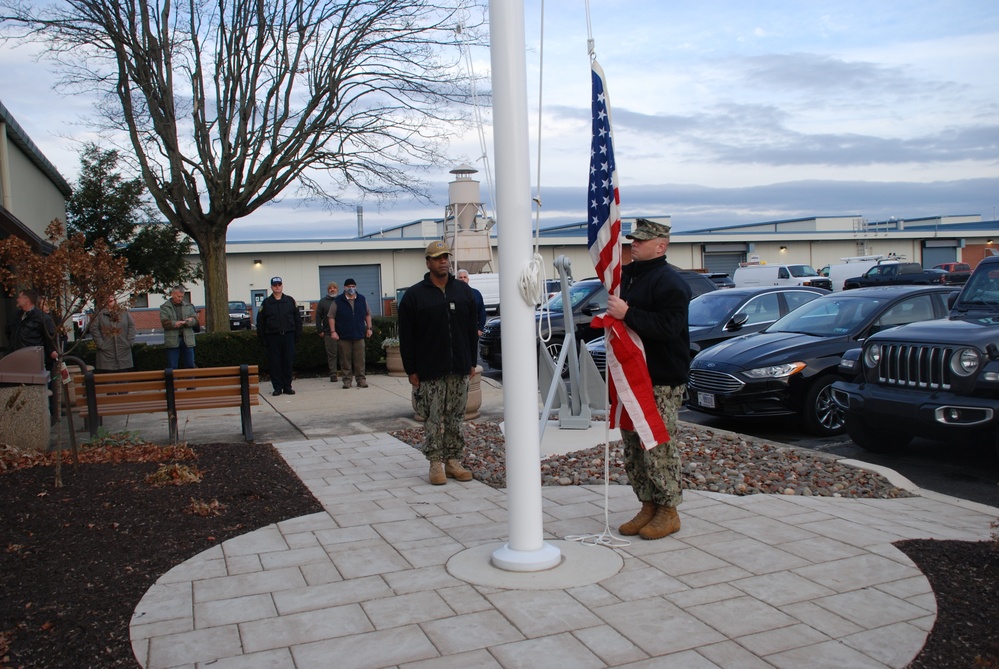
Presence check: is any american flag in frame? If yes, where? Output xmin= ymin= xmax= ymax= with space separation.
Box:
xmin=587 ymin=60 xmax=670 ymax=449
xmin=587 ymin=60 xmax=622 ymax=296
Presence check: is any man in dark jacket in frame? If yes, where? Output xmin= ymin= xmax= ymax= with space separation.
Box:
xmin=256 ymin=277 xmax=302 ymax=396
xmin=314 ymin=281 xmax=339 ymax=382
xmin=456 ymin=269 xmax=487 ymax=336
xmin=398 ymin=240 xmax=479 ymax=485
xmin=10 ymin=288 xmax=57 ymax=368
xmin=605 ymin=219 xmax=691 ymax=540
xmin=333 ymin=278 xmax=371 ymax=388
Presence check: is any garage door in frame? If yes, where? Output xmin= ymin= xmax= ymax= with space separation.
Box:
xmin=319 ymin=265 xmax=383 ymax=316
xmin=703 ymin=252 xmax=745 ymax=277
xmin=921 ymin=246 xmax=955 ymax=268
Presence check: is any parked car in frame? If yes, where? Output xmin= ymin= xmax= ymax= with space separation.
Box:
xmin=585 ymin=285 xmax=829 ymax=371
xmin=543 ymin=277 xmax=572 ymax=301
xmin=685 ymin=285 xmax=957 ymax=436
xmin=842 ymin=262 xmax=947 ymax=289
xmin=228 ymin=301 xmax=252 ymax=330
xmin=824 ymin=255 xmax=901 ymax=291
xmin=733 ymin=263 xmax=833 ymax=291
xmin=832 ymin=255 xmax=999 ymax=453
xmin=677 ymin=269 xmax=719 ymax=298
xmin=479 ymin=278 xmax=607 ymax=370
xmin=933 ymin=262 xmax=972 ymax=285
xmin=706 ymin=273 xmax=736 ymax=289
xmin=72 ymin=309 xmax=94 ymax=338
xmin=480 ymin=268 xmax=717 ymax=370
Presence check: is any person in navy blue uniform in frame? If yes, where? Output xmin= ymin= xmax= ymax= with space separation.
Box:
xmin=256 ymin=277 xmax=302 ymax=396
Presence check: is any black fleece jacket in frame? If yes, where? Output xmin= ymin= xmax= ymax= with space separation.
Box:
xmin=621 ymin=256 xmax=691 ymax=387
xmin=398 ymin=273 xmax=478 ymax=381
xmin=256 ymin=294 xmax=303 ymax=341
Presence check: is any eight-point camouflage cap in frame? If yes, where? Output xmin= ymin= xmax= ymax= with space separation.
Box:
xmin=625 ymin=218 xmax=671 ymax=241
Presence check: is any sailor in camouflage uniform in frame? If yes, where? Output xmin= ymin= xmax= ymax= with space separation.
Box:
xmin=398 ymin=241 xmax=479 ymax=485
xmin=606 ymin=219 xmax=692 ymax=539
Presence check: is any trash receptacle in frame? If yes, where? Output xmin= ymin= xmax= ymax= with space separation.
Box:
xmin=0 ymin=347 xmax=52 ymax=451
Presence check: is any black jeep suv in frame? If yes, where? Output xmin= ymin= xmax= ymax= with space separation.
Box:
xmin=832 ymin=254 xmax=999 ymax=453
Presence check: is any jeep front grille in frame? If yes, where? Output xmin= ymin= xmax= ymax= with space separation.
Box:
xmin=876 ymin=343 xmax=952 ymax=390
xmin=689 ymin=369 xmax=744 ymax=394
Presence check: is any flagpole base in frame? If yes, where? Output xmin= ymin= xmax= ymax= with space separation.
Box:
xmin=490 ymin=542 xmax=562 ymax=572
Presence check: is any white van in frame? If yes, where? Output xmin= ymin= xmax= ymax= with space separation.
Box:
xmin=466 ymin=272 xmax=500 ymax=314
xmin=732 ymin=263 xmax=832 ymax=290
xmin=824 ymin=255 xmax=900 ymax=291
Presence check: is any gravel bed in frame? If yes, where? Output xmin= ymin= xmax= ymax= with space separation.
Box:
xmin=390 ymin=420 xmax=915 ymax=498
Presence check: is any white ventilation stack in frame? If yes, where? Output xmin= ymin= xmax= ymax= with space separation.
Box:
xmin=444 ymin=164 xmax=493 ymax=274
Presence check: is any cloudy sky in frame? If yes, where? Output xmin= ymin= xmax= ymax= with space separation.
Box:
xmin=1 ymin=0 xmax=997 ymax=240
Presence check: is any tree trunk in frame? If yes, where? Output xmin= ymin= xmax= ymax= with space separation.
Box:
xmin=196 ymin=234 xmax=231 ymax=333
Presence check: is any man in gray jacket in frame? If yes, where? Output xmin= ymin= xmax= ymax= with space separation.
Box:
xmin=159 ymin=286 xmax=197 ymax=369
xmin=314 ymin=281 xmax=339 ymax=382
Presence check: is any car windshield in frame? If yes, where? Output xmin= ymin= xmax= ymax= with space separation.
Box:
xmin=767 ymin=295 xmax=883 ymax=336
xmin=687 ymin=292 xmax=746 ymax=326
xmin=228 ymin=302 xmax=246 ymax=312
xmin=788 ymin=265 xmax=821 ymax=278
xmin=545 ymin=283 xmax=601 ymax=313
xmin=958 ymin=266 xmax=999 ymax=307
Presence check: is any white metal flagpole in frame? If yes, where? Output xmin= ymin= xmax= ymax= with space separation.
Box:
xmin=488 ymin=0 xmax=561 ymax=571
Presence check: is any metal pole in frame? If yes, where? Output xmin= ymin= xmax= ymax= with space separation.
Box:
xmin=489 ymin=0 xmax=561 ymax=571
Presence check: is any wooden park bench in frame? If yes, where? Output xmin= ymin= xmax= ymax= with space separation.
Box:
xmin=69 ymin=365 xmax=259 ymax=444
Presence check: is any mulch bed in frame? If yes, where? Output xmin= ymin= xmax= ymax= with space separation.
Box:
xmin=896 ymin=539 xmax=999 ymax=669
xmin=0 ymin=436 xmax=996 ymax=668
xmin=0 ymin=441 xmax=322 ymax=669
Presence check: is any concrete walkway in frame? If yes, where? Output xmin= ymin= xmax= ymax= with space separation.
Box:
xmin=110 ymin=375 xmax=997 ymax=669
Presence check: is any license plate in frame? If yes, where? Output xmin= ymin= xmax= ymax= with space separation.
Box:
xmin=697 ymin=392 xmax=716 ymax=409
xmin=480 ymin=346 xmax=489 ymax=356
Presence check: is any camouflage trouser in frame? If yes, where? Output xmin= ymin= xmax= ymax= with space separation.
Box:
xmin=621 ymin=384 xmax=685 ymax=508
xmin=413 ymin=374 xmax=469 ymax=462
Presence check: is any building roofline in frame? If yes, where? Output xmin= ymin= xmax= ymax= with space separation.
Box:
xmin=0 ymin=204 xmax=54 ymax=253
xmin=0 ymin=98 xmax=73 ymax=198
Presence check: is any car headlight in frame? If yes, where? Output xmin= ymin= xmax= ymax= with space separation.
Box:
xmin=743 ymin=362 xmax=806 ymax=379
xmin=864 ymin=344 xmax=881 ymax=368
xmin=950 ymin=348 xmax=980 ymax=377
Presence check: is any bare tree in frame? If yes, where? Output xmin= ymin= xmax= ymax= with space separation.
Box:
xmin=1 ymin=0 xmax=483 ymax=330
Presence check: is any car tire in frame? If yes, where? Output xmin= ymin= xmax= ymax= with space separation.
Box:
xmin=800 ymin=374 xmax=846 ymax=436
xmin=845 ymin=415 xmax=913 ymax=453
xmin=544 ymin=341 xmax=569 ymax=377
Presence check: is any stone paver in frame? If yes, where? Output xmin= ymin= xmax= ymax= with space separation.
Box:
xmin=129 ymin=432 xmax=998 ymax=669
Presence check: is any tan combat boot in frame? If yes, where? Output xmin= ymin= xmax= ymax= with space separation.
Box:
xmin=619 ymin=502 xmax=657 ymax=536
xmin=445 ymin=459 xmax=473 ymax=482
xmin=639 ymin=506 xmax=681 ymax=540
xmin=429 ymin=461 xmax=446 ymax=485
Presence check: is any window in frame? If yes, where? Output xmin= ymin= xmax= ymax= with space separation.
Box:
xmin=740 ymin=293 xmax=781 ymax=325
xmin=783 ymin=290 xmax=820 ymax=312
xmin=778 ymin=267 xmax=790 ymax=279
xmin=873 ymin=295 xmax=935 ymax=331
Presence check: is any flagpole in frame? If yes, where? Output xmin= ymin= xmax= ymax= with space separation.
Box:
xmin=489 ymin=0 xmax=561 ymax=572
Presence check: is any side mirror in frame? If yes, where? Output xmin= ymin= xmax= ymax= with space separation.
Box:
xmin=726 ymin=313 xmax=750 ymax=330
